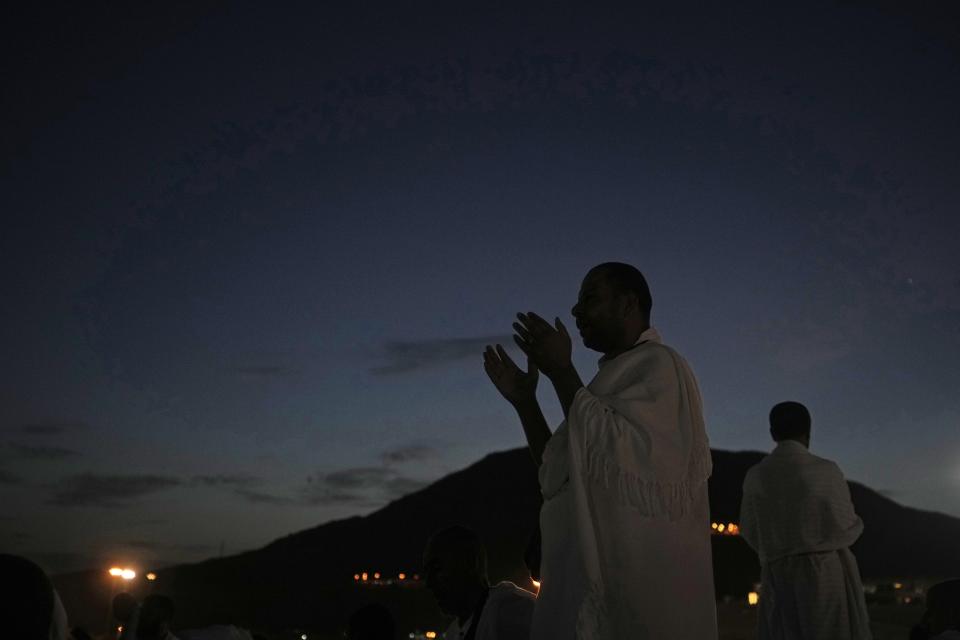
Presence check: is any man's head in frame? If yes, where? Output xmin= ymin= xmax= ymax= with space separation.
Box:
xmin=0 ymin=554 xmax=56 ymax=640
xmin=924 ymin=579 xmax=960 ymax=634
xmin=571 ymin=263 xmax=652 ymax=355
xmin=112 ymin=592 xmax=138 ymax=623
xmin=136 ymin=594 xmax=175 ymax=640
xmin=769 ymin=401 xmax=811 ymax=446
xmin=347 ymin=603 xmax=396 ymax=640
xmin=422 ymin=525 xmax=489 ymax=617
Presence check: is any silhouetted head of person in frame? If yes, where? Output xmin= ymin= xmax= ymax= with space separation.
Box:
xmin=423 ymin=525 xmax=489 ymax=621
xmin=136 ymin=594 xmax=175 ymax=640
xmin=923 ymin=579 xmax=960 ymax=635
xmin=769 ymin=401 xmax=811 ymax=447
xmin=71 ymin=627 xmax=94 ymax=640
xmin=572 ymin=263 xmax=652 ymax=356
xmin=346 ymin=603 xmax=396 ymax=640
xmin=112 ymin=592 xmax=138 ymax=623
xmin=0 ymin=554 xmax=69 ymax=640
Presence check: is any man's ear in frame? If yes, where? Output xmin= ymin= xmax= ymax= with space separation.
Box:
xmin=618 ymin=291 xmax=639 ymax=317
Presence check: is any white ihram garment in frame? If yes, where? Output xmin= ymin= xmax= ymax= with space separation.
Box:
xmin=443 ymin=581 xmax=536 ymax=640
xmin=740 ymin=440 xmax=872 ymax=640
xmin=532 ymin=327 xmax=717 ymax=640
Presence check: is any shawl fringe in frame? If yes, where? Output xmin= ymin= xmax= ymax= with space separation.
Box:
xmin=581 ymin=436 xmax=712 ymax=520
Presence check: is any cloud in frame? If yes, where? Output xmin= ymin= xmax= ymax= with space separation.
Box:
xmin=0 ymin=469 xmax=22 ymax=485
xmin=4 ymin=442 xmax=81 ymax=460
xmin=233 ymin=487 xmax=299 ymax=505
xmin=232 ymin=365 xmax=299 ymax=379
xmin=49 ymin=474 xmax=182 ymax=508
xmin=188 ymin=473 xmax=298 ymax=505
xmin=301 ymin=466 xmax=429 ymax=506
xmin=380 ymin=444 xmax=437 ymax=465
xmin=189 ymin=473 xmax=261 ymax=488
xmin=15 ymin=421 xmax=89 ymax=436
xmin=372 ymin=335 xmax=512 ymax=375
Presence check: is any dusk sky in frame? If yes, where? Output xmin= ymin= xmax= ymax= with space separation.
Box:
xmin=3 ymin=2 xmax=959 ymax=575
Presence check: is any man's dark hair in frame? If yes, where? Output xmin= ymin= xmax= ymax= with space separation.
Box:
xmin=0 ymin=554 xmax=56 ymax=640
xmin=591 ymin=262 xmax=653 ymax=319
xmin=928 ymin=579 xmax=960 ymax=624
xmin=769 ymin=401 xmax=812 ymax=442
xmin=347 ymin=603 xmax=396 ymax=640
xmin=113 ymin=592 xmax=138 ymax=622
xmin=138 ymin=594 xmax=175 ymax=638
xmin=427 ymin=525 xmax=488 ymax=577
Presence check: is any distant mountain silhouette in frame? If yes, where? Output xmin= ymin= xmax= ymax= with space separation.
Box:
xmin=55 ymin=448 xmax=960 ymax=636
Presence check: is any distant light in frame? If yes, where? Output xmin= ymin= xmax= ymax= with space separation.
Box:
xmin=301 ymin=635 xmax=307 ymax=640
xmin=398 ymin=573 xmax=406 ymax=581
xmin=531 ymin=579 xmax=541 ymax=592
xmin=146 ymin=572 xmax=157 ymax=581
xmin=361 ymin=572 xmax=368 ymax=581
xmin=373 ymin=572 xmax=381 ymax=580
xmin=121 ymin=569 xmax=136 ymax=581
xmin=409 ymin=634 xmax=415 ymax=639
xmin=747 ymin=592 xmax=759 ymax=606
xmin=354 ymin=574 xmax=360 ymax=581
xmin=425 ymin=632 xmax=437 ymax=639
xmin=894 ymin=582 xmax=903 ymax=590
xmin=118 ymin=626 xmax=123 ymax=633
xmin=413 ymin=574 xmax=420 ymax=581
xmin=717 ymin=524 xmax=725 ymax=533
xmin=711 ymin=522 xmax=718 ymax=530
xmin=109 ymin=567 xmax=124 ymax=577
xmin=904 ymin=596 xmax=912 ymax=604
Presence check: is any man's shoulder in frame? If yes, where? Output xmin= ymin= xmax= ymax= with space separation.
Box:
xmin=490 ymin=581 xmax=537 ymax=603
xmin=617 ymin=340 xmax=686 ymax=377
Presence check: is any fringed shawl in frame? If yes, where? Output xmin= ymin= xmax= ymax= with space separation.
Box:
xmin=546 ymin=327 xmax=713 ymax=639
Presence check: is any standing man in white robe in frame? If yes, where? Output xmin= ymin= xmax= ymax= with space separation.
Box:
xmin=740 ymin=401 xmax=872 ymax=640
xmin=483 ymin=262 xmax=717 ymax=640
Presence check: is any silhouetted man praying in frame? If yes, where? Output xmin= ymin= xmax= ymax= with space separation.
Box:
xmin=740 ymin=401 xmax=871 ymax=640
xmin=483 ymin=262 xmax=717 ymax=640
xmin=423 ymin=526 xmax=535 ymax=640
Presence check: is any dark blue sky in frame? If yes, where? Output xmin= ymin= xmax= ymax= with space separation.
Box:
xmin=2 ymin=2 xmax=959 ymax=574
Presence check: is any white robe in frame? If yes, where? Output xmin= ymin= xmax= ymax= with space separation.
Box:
xmin=740 ymin=440 xmax=872 ymax=640
xmin=532 ymin=327 xmax=717 ymax=640
xmin=444 ymin=581 xmax=536 ymax=640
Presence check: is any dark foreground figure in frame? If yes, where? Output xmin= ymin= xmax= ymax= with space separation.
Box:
xmin=423 ymin=525 xmax=535 ymax=640
xmin=910 ymin=580 xmax=960 ymax=640
xmin=0 ymin=553 xmax=69 ymax=640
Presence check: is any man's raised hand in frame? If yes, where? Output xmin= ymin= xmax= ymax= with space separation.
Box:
xmin=513 ymin=312 xmax=573 ymax=379
xmin=483 ymin=344 xmax=539 ymax=406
